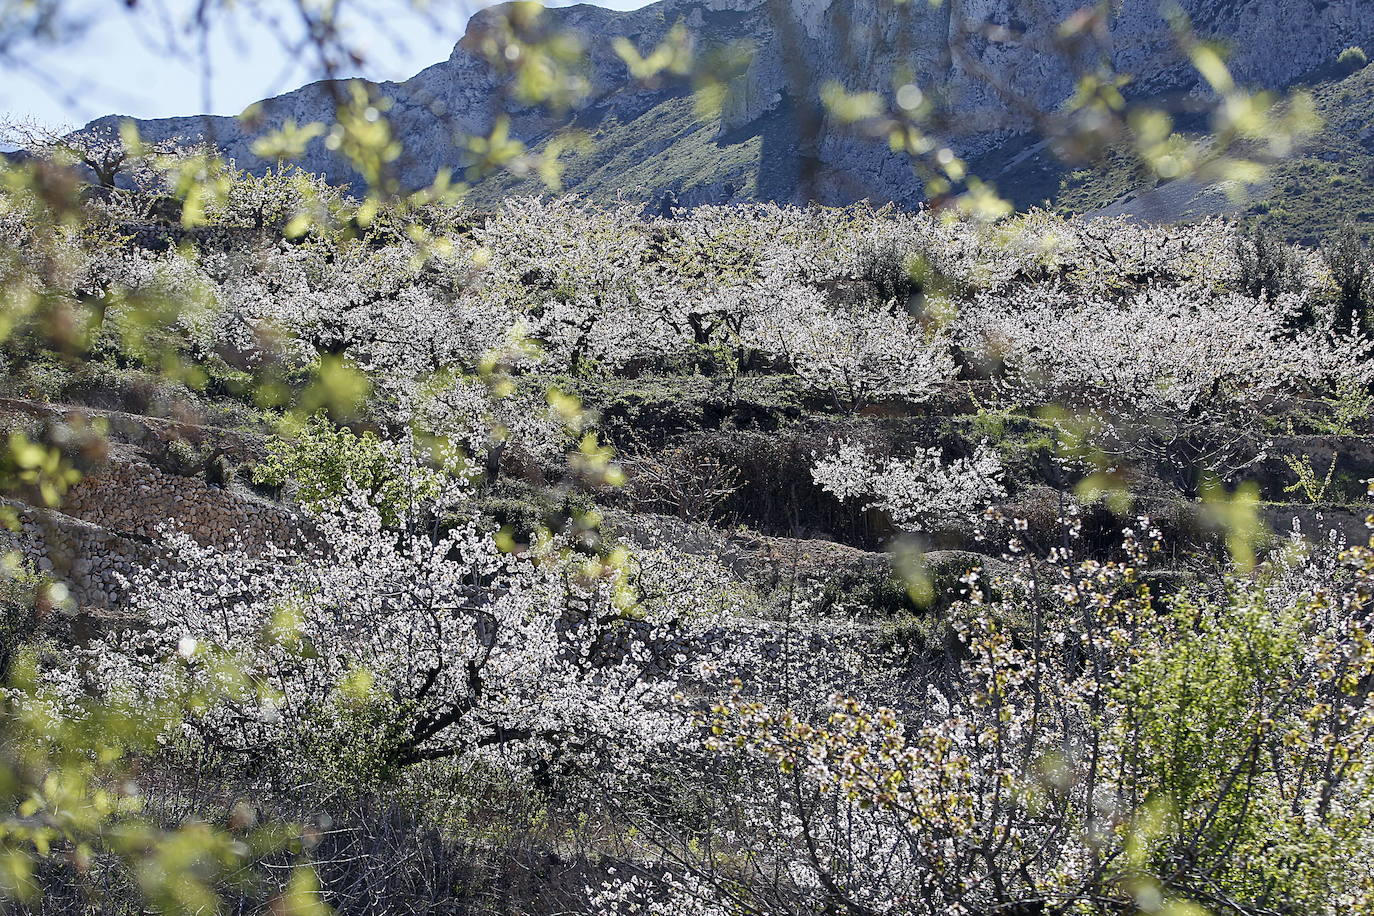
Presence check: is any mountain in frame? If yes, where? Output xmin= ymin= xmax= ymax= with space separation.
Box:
xmin=1065 ymin=58 xmax=1374 ymax=242
xmin=82 ymin=0 xmax=1374 ymax=213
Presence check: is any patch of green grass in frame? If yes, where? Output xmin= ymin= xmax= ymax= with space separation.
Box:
xmin=942 ymin=411 xmax=1059 ymax=488
xmin=821 ymin=566 xmax=914 ymax=617
xmin=470 ymin=478 xmax=596 ymax=544
xmin=468 ymin=94 xmax=763 ymax=207
xmin=982 ymin=63 xmax=1374 ymax=243
xmin=876 ymin=612 xmax=959 ymax=659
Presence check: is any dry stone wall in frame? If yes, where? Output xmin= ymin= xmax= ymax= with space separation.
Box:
xmin=61 ymin=459 xmax=295 ymax=553
xmin=12 ymin=503 xmax=154 ymax=610
xmin=0 ymin=397 xmax=263 ymax=464
xmin=1 ymin=397 xmax=300 ymax=611
xmin=10 ymin=457 xmax=297 ymax=613
xmin=14 ymin=457 xmax=298 ymax=610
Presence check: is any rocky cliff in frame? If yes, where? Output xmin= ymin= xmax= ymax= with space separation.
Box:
xmin=83 ymin=0 xmax=1374 ymax=208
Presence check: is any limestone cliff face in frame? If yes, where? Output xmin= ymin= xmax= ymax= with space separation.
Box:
xmin=84 ymin=0 xmax=1374 ymax=206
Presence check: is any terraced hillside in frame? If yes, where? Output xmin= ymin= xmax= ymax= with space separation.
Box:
xmin=6 ymin=198 xmax=1371 ymax=615
xmin=7 ymin=173 xmax=1374 ymax=913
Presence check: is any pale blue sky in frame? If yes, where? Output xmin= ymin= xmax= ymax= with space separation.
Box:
xmin=3 ymin=0 xmax=651 ymax=131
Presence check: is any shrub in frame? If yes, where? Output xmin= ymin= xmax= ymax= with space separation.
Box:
xmin=850 ymin=231 xmax=923 ymax=304
xmin=161 ymin=436 xmax=202 ymax=476
xmin=251 ymin=413 xmax=444 ymax=525
xmin=1235 ymin=223 xmax=1305 ymax=302
xmin=0 ymin=560 xmax=53 ymax=680
xmin=1338 ymin=46 xmax=1368 ymax=74
xmin=621 ymin=445 xmax=740 ymax=523
xmin=203 ymin=452 xmax=235 ymax=488
xmin=1322 ymin=221 xmax=1373 ymax=333
xmin=679 ymin=538 xmax=1374 ymax=915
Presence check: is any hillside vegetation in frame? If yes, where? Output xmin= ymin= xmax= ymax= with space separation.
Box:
xmin=1029 ymin=53 xmax=1374 ymax=241
xmin=469 ymin=54 xmax=1374 ymax=240
xmin=4 ymin=166 xmax=1374 ymax=913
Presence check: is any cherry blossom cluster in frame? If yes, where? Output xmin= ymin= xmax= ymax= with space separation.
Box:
xmin=53 ymin=486 xmax=744 ymax=792
xmin=811 ymin=438 xmax=1005 ymax=533
xmin=960 ymin=282 xmax=1370 ymax=423
xmin=10 ymin=180 xmax=1370 ymax=447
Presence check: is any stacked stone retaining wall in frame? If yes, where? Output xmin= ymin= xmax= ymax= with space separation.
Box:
xmin=12 ymin=458 xmax=297 ymax=610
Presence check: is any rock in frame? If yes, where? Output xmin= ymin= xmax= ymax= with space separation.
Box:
xmin=78 ymin=0 xmax=1374 ymax=208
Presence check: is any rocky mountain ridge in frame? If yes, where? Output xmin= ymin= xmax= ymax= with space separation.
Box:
xmin=83 ymin=0 xmax=1374 ymax=208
